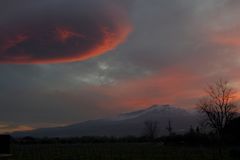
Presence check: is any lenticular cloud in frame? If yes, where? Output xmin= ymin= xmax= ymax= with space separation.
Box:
xmin=0 ymin=0 xmax=132 ymax=64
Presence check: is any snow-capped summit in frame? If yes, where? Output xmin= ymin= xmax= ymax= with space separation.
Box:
xmin=141 ymin=104 xmax=190 ymax=115
xmin=115 ymin=104 xmax=191 ymax=121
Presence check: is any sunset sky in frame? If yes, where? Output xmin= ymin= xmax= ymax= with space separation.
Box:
xmin=1 ymin=0 xmax=240 ymax=133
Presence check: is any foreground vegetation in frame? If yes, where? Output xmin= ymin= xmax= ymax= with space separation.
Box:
xmin=6 ymin=143 xmax=239 ymax=160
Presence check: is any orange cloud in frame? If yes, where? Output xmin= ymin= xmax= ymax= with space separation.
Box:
xmin=90 ymin=67 xmax=206 ymax=110
xmin=210 ymin=30 xmax=240 ymax=47
xmin=212 ymin=36 xmax=240 ymax=46
xmin=0 ymin=34 xmax=29 ymax=52
xmin=0 ymin=123 xmax=33 ymax=134
xmin=55 ymin=27 xmax=86 ymax=43
xmin=0 ymin=1 xmax=132 ymax=64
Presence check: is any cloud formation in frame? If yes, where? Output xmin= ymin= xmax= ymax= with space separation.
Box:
xmin=0 ymin=0 xmax=132 ymax=64
xmin=2 ymin=0 xmax=240 ymax=131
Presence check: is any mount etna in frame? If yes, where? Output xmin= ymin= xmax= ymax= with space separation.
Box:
xmin=13 ymin=105 xmax=200 ymax=137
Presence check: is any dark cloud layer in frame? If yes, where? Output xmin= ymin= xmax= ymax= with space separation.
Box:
xmin=0 ymin=0 xmax=131 ymax=64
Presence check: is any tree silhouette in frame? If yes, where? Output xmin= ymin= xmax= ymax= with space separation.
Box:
xmin=197 ymin=79 xmax=238 ymax=158
xmin=166 ymin=120 xmax=173 ymax=136
xmin=197 ymin=79 xmax=238 ymax=137
xmin=143 ymin=120 xmax=158 ymax=140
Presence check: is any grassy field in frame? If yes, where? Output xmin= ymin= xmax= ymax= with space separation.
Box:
xmin=7 ymin=143 xmax=238 ymax=160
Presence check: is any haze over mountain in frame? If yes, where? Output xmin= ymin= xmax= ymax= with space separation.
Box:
xmin=13 ymin=105 xmax=200 ymax=137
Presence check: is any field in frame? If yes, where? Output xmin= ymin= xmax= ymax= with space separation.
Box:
xmin=6 ymin=143 xmax=238 ymax=160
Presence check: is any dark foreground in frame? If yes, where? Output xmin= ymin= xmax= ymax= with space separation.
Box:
xmin=5 ymin=143 xmax=239 ymax=160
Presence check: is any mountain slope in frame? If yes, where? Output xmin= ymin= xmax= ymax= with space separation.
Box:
xmin=13 ymin=105 xmax=200 ymax=137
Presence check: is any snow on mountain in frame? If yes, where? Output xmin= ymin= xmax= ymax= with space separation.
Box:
xmin=110 ymin=104 xmax=191 ymax=121
xmin=12 ymin=104 xmax=200 ymax=138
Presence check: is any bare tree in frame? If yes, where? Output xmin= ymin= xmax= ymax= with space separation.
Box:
xmin=197 ymin=79 xmax=238 ymax=137
xmin=166 ymin=120 xmax=173 ymax=136
xmin=143 ymin=120 xmax=158 ymax=140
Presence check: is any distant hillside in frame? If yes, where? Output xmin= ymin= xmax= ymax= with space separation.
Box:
xmin=12 ymin=104 xmax=200 ymax=137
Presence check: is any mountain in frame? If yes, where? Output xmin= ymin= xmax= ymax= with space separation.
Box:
xmin=12 ymin=104 xmax=200 ymax=138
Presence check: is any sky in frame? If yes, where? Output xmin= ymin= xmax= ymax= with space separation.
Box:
xmin=1 ymin=0 xmax=240 ymax=133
